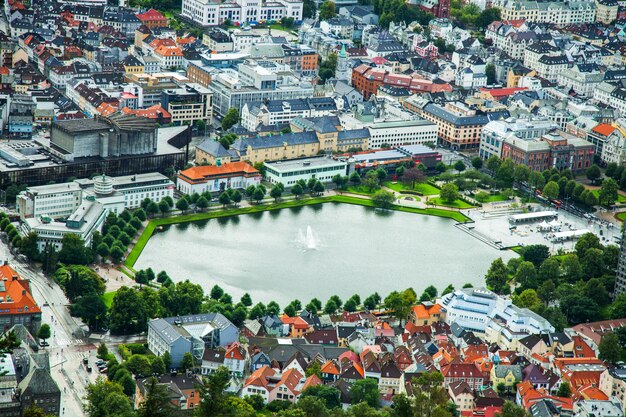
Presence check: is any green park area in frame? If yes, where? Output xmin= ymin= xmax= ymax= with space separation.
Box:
xmin=384 ymin=181 xmax=440 ymax=195
xmin=430 ymin=197 xmax=474 ymax=209
xmin=591 ymin=189 xmax=626 ymax=203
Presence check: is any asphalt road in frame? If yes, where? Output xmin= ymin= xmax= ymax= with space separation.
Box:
xmin=0 ymin=240 xmax=93 ymax=417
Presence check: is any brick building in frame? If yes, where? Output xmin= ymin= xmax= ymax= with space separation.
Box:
xmin=502 ymin=131 xmax=594 ymax=173
xmin=352 ymin=64 xmax=451 ymax=99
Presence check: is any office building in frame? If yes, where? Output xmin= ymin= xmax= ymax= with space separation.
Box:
xmin=264 ymin=157 xmax=348 ymax=186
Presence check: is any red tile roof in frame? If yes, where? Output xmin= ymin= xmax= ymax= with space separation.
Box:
xmin=136 ymin=8 xmax=167 ymax=22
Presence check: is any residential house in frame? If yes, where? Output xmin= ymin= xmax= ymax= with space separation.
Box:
xmin=224 ymin=343 xmax=247 ymax=377
xmin=442 ymin=363 xmax=485 ymax=390
xmin=491 ymin=365 xmax=523 ymax=393
xmin=448 ymin=380 xmax=476 ymax=413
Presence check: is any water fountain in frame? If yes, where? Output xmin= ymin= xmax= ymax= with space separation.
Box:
xmin=297 ymin=225 xmax=319 ymax=250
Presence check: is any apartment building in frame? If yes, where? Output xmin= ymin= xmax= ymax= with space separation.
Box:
xmin=181 ymin=0 xmax=303 ymax=27
xmin=498 ymin=0 xmax=596 ymax=25
xmin=161 ymin=84 xmax=213 ymax=125
xmin=405 ymin=98 xmax=508 ymax=150
xmin=207 ymin=61 xmax=314 ymax=117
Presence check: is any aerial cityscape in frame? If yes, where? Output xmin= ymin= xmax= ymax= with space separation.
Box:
xmin=0 ymin=0 xmax=625 ymax=416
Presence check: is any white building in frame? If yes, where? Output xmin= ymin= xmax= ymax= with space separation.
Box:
xmin=438 ymin=288 xmax=554 ymax=345
xmin=497 ymin=0 xmax=596 ymax=25
xmin=241 ymin=97 xmax=337 ymax=131
xmin=367 ymin=120 xmax=438 ymax=149
xmin=23 ymin=199 xmax=108 ymax=252
xmin=181 ymin=0 xmax=303 ymax=27
xmin=17 ymin=173 xmax=175 ymax=221
xmin=264 ymin=157 xmax=348 ymax=186
xmin=17 ymin=173 xmax=175 ymax=251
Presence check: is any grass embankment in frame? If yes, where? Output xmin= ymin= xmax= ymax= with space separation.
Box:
xmin=384 ymin=182 xmax=440 ymax=195
xmin=102 ymin=292 xmax=115 ymax=308
xmin=616 ymin=212 xmax=626 ymax=222
xmin=124 ymin=195 xmax=469 ymax=268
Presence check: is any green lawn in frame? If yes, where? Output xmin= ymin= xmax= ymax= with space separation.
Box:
xmin=384 ymin=182 xmax=440 ymax=195
xmin=431 ymin=198 xmax=474 ymax=209
xmin=591 ymin=190 xmax=626 ymax=203
xmin=616 ymin=212 xmax=626 ymax=221
xmin=102 ymin=292 xmax=115 ymax=308
xmin=346 ymin=185 xmax=376 ymax=195
xmin=124 ymin=195 xmax=469 ymax=268
xmin=476 ymin=193 xmax=511 ymax=203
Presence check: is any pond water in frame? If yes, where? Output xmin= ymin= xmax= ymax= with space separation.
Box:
xmin=135 ymin=203 xmax=515 ymax=305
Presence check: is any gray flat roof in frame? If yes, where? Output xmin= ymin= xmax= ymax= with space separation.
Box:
xmin=265 ymin=157 xmax=347 ymax=171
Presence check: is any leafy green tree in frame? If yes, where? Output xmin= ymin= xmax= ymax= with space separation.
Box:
xmin=300 ymin=385 xmax=340 ymax=409
xmin=146 ymin=201 xmax=159 ymax=218
xmin=252 ymin=186 xmax=266 ymax=203
xmin=324 ymin=299 xmax=338 ymax=314
xmin=313 ymin=181 xmax=325 ymax=195
xmin=557 ymin=381 xmax=571 ymax=398
xmin=19 ymin=232 xmax=39 ymax=261
xmin=37 ymin=324 xmax=51 ymax=342
xmin=270 ymin=185 xmax=283 ymax=202
xmin=560 ymin=294 xmax=600 ymax=324
xmin=58 ymin=233 xmax=92 ymax=265
xmin=372 ymin=190 xmax=395 ymax=209
xmin=514 ymin=261 xmax=538 ymax=289
xmin=586 ymin=164 xmax=601 ymax=184
xmin=222 ymin=108 xmax=240 ymax=131
xmin=54 ymin=266 xmax=105 ymax=302
xmin=599 ymin=178 xmax=619 ymax=205
xmin=109 ymin=287 xmax=148 ymax=335
xmin=284 ymin=303 xmax=297 ymax=317
xmin=542 ymin=181 xmax=559 ymax=200
xmin=110 ymin=246 xmax=124 ymax=264
xmin=471 ymin=157 xmax=483 ymax=170
xmin=350 ymin=378 xmax=380 ymax=408
xmin=520 ymin=245 xmax=550 ymax=268
xmin=162 ymin=352 xmax=172 ymax=371
xmin=495 ymin=402 xmax=529 ymax=417
xmin=241 ymin=293 xmax=253 ymax=307
xmin=71 ymin=294 xmax=108 ymax=332
xmin=512 ymin=289 xmax=541 ymax=310
xmin=137 ymin=377 xmax=176 ymax=417
xmin=439 ymin=183 xmax=459 ymax=203
xmin=485 ymin=258 xmax=508 ymax=294
xmin=349 ymin=171 xmax=361 ymax=185
xmin=196 ymin=366 xmax=230 ymax=415
xmin=176 ymin=198 xmax=189 ymax=213
xmin=180 ymin=352 xmax=195 ymax=371
xmin=22 ymin=406 xmax=56 ymax=417
xmin=84 ymin=377 xmax=134 ymax=417
xmin=412 ymin=371 xmax=450 ymax=417
xmin=384 ymin=288 xmax=416 ymax=325
xmin=599 ymin=333 xmax=622 ymax=365
xmin=291 ymin=183 xmax=304 ymax=199
xmin=134 ymin=208 xmax=147 ymax=221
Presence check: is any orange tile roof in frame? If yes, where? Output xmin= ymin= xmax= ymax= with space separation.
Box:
xmin=479 ymin=87 xmax=527 ymax=97
xmin=302 ymin=374 xmax=321 ymax=391
xmin=592 ymin=123 xmax=616 ymax=137
xmin=0 ymin=265 xmax=41 ymax=315
xmin=244 ymin=366 xmax=275 ymax=388
xmin=579 ymin=385 xmax=608 ymax=401
xmin=411 ymin=303 xmax=442 ymax=319
xmin=280 ymin=315 xmax=310 ymax=330
xmin=155 ymin=45 xmax=183 ymax=57
xmin=121 ymin=104 xmax=171 ymax=120
xmin=321 ymin=360 xmax=341 ymax=375
xmin=276 ymin=368 xmax=303 ymax=394
xmin=179 ymin=162 xmax=259 ymax=182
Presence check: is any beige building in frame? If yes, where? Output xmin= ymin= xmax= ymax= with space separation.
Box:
xmin=599 ymin=369 xmax=626 ymax=413
xmin=595 ymin=0 xmax=618 ymax=24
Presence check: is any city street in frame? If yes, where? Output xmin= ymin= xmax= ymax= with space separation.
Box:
xmin=0 ymin=240 xmax=92 ymax=417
